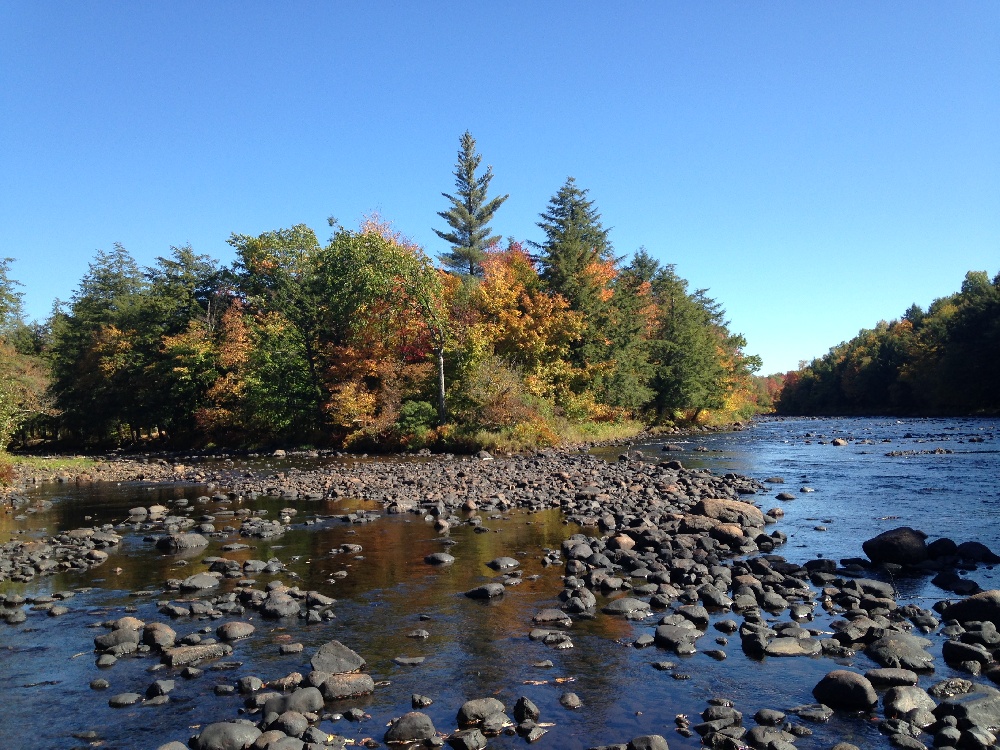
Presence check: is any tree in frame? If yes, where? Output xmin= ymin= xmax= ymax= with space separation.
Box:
xmin=434 ymin=131 xmax=509 ymax=276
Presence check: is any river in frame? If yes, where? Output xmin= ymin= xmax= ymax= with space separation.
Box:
xmin=1 ymin=416 xmax=998 ymax=750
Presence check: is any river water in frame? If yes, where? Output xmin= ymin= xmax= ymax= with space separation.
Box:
xmin=1 ymin=417 xmax=998 ymax=750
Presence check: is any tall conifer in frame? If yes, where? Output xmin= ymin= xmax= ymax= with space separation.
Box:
xmin=434 ymin=131 xmax=508 ymax=276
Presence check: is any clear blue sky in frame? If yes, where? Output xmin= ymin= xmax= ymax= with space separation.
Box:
xmin=2 ymin=2 xmax=997 ymax=374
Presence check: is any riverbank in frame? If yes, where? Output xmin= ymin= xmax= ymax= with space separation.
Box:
xmin=3 ymin=420 xmax=1000 ymax=750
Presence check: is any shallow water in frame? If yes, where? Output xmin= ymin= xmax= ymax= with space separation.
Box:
xmin=2 ymin=417 xmax=998 ymax=750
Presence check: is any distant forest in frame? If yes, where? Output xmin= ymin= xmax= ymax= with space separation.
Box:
xmin=0 ymin=135 xmax=765 ymax=452
xmin=773 ymin=270 xmax=1000 ymax=415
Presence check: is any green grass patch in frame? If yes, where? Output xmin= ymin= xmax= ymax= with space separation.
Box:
xmin=4 ymin=453 xmax=98 ymax=472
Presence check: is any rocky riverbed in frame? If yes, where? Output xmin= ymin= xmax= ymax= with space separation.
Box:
xmin=4 ymin=440 xmax=1000 ymax=750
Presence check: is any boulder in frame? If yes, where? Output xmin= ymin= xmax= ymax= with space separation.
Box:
xmin=812 ymin=670 xmax=877 ymax=711
xmin=943 ymin=590 xmax=1000 ymax=628
xmin=193 ymin=722 xmax=262 ymax=750
xmin=156 ymin=533 xmax=209 ymax=552
xmin=865 ymin=634 xmax=935 ymax=671
xmin=217 ymin=621 xmax=255 ymax=641
xmin=458 ymin=697 xmax=506 ymax=726
xmin=933 ymin=683 xmax=1000 ymax=731
xmin=626 ymin=736 xmax=670 ymax=750
xmin=862 ymin=527 xmax=928 ymax=565
xmin=310 ymin=640 xmax=365 ymax=674
xmin=465 ymin=583 xmax=505 ymax=599
xmin=321 ymin=672 xmax=375 ymax=699
xmin=693 ymin=498 xmax=764 ymax=527
xmin=883 ymin=686 xmax=936 ymax=718
xmin=385 ymin=711 xmax=436 ymax=743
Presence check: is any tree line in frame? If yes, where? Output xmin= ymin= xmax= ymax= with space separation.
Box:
xmin=775 ymin=269 xmax=1000 ymax=415
xmin=0 ymin=132 xmax=763 ymax=451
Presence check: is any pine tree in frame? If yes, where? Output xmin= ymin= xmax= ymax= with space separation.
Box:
xmin=534 ymin=177 xmax=614 ymax=368
xmin=434 ymin=131 xmax=509 ymax=276
xmin=534 ymin=177 xmax=613 ymax=311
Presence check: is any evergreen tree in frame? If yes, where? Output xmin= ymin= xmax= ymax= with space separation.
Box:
xmin=434 ymin=131 xmax=508 ymax=276
xmin=534 ymin=177 xmax=614 ymax=369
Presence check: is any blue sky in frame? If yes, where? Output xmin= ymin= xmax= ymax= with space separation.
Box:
xmin=1 ymin=2 xmax=997 ymax=374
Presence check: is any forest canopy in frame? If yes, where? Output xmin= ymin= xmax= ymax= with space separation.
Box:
xmin=775 ymin=270 xmax=1000 ymax=416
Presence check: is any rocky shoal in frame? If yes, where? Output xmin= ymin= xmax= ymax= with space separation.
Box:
xmin=5 ymin=448 xmax=1000 ymax=749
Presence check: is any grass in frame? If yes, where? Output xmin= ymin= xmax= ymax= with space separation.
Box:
xmin=3 ymin=453 xmax=98 ymax=472
xmin=461 ymin=418 xmax=647 ymax=453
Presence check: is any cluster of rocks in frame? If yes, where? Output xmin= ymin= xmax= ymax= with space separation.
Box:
xmin=0 ymin=525 xmax=121 ymax=582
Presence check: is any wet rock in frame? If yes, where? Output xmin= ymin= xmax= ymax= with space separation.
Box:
xmin=514 ymin=696 xmax=540 ymax=723
xmin=865 ymin=634 xmax=935 ymax=671
xmin=812 ymin=670 xmax=877 ymax=711
xmin=464 ymin=583 xmax=505 ymax=599
xmin=943 ymin=590 xmax=1000 ymax=628
xmin=447 ymin=729 xmax=486 ymax=750
xmin=156 ymin=533 xmax=209 ymax=552
xmin=457 ymin=697 xmax=506 ymax=726
xmin=109 ymin=692 xmax=142 ymax=707
xmin=932 ymin=683 xmax=1000 ymax=730
xmin=764 ymin=637 xmax=821 ymax=657
xmin=384 ymin=711 xmax=436 ymax=743
xmin=217 ymin=621 xmax=255 ymax=641
xmin=602 ymin=597 xmax=651 ymax=618
xmin=866 ymin=668 xmax=919 ymax=687
xmin=192 ymin=721 xmax=262 ymax=750
xmin=320 ymin=672 xmax=375 ymax=699
xmin=884 ymin=686 xmax=936 ymax=718
xmin=654 ymin=624 xmax=700 ymax=654
xmin=412 ymin=694 xmax=433 ymax=708
xmin=163 ymin=643 xmax=233 ymax=667
xmin=559 ymin=692 xmax=582 ymax=709
xmin=626 ymin=736 xmax=670 ymax=750
xmin=424 ymin=552 xmax=455 ymax=565
xmin=486 ymin=556 xmax=519 ymax=571
xmin=862 ymin=527 xmax=928 ymax=566
xmin=310 ymin=640 xmax=365 ymax=674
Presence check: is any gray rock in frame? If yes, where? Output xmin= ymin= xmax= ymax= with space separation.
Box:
xmin=458 ymin=697 xmax=506 ymax=726
xmin=884 ymin=686 xmax=936 ymax=718
xmin=193 ymin=721 xmax=262 ymax=750
xmin=943 ymin=590 xmax=1000 ymax=628
xmin=862 ymin=527 xmax=928 ymax=565
xmin=447 ymin=729 xmax=487 ymax=750
xmin=217 ymin=621 xmax=255 ymax=641
xmin=865 ymin=634 xmax=935 ymax=671
xmin=310 ymin=640 xmax=366 ymax=674
xmin=933 ymin=683 xmax=1000 ymax=731
xmin=320 ymin=672 xmax=375 ymax=699
xmin=465 ymin=583 xmax=505 ymax=599
xmin=812 ymin=670 xmax=877 ymax=711
xmin=626 ymin=736 xmax=670 ymax=750
xmin=385 ymin=711 xmax=436 ymax=742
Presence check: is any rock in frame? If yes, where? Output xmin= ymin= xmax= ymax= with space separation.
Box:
xmin=156 ymin=533 xmax=209 ymax=552
xmin=884 ymin=686 xmax=936 ymax=718
xmin=486 ymin=556 xmax=519 ymax=571
xmin=602 ymin=597 xmax=652 ymax=617
xmin=865 ymin=634 xmax=935 ymax=671
xmin=514 ymin=696 xmax=540 ymax=723
xmin=458 ymin=698 xmax=506 ymax=726
xmin=862 ymin=527 xmax=928 ymax=565
xmin=193 ymin=721 xmax=262 ymax=750
xmin=384 ymin=711 xmax=436 ymax=743
xmin=812 ymin=670 xmax=877 ymax=711
xmin=693 ymin=498 xmax=765 ymax=527
xmin=447 ymin=729 xmax=487 ymax=750
xmin=465 ymin=583 xmax=505 ymax=599
xmin=310 ymin=640 xmax=365 ymax=674
xmin=866 ymin=668 xmax=919 ymax=687
xmin=320 ymin=672 xmax=375 ymax=699
xmin=957 ymin=541 xmax=1000 ymax=563
xmin=217 ymin=621 xmax=255 ymax=641
xmin=424 ymin=552 xmax=455 ymax=565
xmin=943 ymin=590 xmax=1000 ymax=628
xmin=933 ymin=683 xmax=1000 ymax=730
xmin=626 ymin=736 xmax=670 ymax=750
xmin=559 ymin=692 xmax=582 ymax=709
xmin=765 ymin=637 xmax=822 ymax=657
xmin=108 ymin=692 xmax=142 ymax=707
xmin=654 ymin=624 xmax=700 ymax=653
xmin=163 ymin=643 xmax=233 ymax=667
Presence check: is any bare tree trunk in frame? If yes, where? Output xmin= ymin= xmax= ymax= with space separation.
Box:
xmin=436 ymin=347 xmax=446 ymax=426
